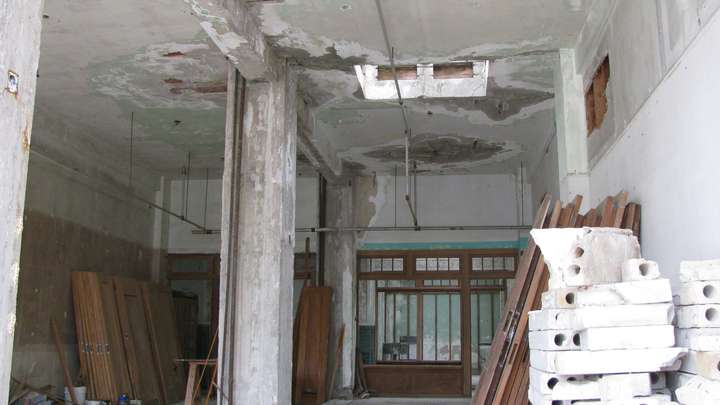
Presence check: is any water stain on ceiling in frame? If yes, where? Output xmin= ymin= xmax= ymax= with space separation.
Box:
xmin=363 ymin=134 xmax=510 ymax=165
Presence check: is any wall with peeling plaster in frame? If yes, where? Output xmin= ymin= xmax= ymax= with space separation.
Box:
xmin=587 ymin=3 xmax=720 ymax=287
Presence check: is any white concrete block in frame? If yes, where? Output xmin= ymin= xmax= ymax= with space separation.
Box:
xmin=529 ymin=303 xmax=675 ymax=331
xmin=680 ymin=260 xmax=720 ymax=282
xmin=529 ymin=368 xmax=651 ymax=400
xmin=571 ymin=394 xmax=676 ymax=404
xmin=676 ymin=305 xmax=720 ymax=328
xmin=528 ymin=388 xmax=571 ymax=405
xmin=623 ymin=258 xmax=661 ymax=281
xmin=676 ymin=281 xmax=720 ymax=305
xmin=541 ymin=279 xmax=672 ymax=309
xmin=675 ymin=373 xmax=720 ymax=405
xmin=676 ymin=328 xmax=720 ymax=351
xmin=680 ymin=350 xmax=720 ymax=381
xmin=530 ymin=227 xmax=641 ymax=289
xmin=530 ymin=348 xmax=687 ymax=375
xmin=530 ymin=325 xmax=675 ymax=351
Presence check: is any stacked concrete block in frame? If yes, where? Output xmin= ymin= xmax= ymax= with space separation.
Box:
xmin=528 ymin=228 xmax=687 ymax=405
xmin=673 ymin=260 xmax=720 ymax=405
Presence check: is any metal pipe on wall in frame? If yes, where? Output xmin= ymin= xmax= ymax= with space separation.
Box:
xmin=192 ymin=224 xmax=531 ymax=235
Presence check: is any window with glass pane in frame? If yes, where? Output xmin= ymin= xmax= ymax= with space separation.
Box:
xmin=422 ymin=293 xmax=461 ymax=362
xmin=359 ymin=257 xmax=404 ymax=273
xmin=470 ymin=291 xmax=505 ymax=374
xmin=471 ymin=255 xmax=515 ymax=272
xmin=416 ymin=256 xmax=460 ymax=272
xmin=377 ymin=292 xmax=418 ymax=361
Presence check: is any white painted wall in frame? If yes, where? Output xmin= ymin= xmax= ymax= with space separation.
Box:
xmin=167 ymin=176 xmax=318 ymax=253
xmin=358 ymin=173 xmax=533 ymax=248
xmin=587 ymin=4 xmax=720 ymax=285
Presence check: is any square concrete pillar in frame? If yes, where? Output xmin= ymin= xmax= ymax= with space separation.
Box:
xmin=218 ymin=61 xmax=297 ymax=404
xmin=0 ymin=1 xmax=44 ymax=404
xmin=324 ymin=181 xmax=356 ymax=398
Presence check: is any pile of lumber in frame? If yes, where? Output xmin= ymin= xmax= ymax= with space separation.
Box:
xmin=674 ymin=260 xmax=720 ymax=404
xmin=472 ymin=192 xmax=643 ymax=405
xmin=71 ymin=272 xmax=185 ymax=404
xmin=527 ymin=227 xmax=684 ymax=404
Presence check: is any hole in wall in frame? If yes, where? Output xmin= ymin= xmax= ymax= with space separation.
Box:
xmin=639 ymin=263 xmax=650 ymax=276
xmin=554 ymin=333 xmax=567 ymax=347
xmin=565 ymin=293 xmax=576 ymax=305
xmin=573 ymin=333 xmax=581 ymax=346
xmin=650 ymin=373 xmax=659 ymax=385
xmin=575 ymin=247 xmax=584 ymax=258
xmin=568 ymin=265 xmax=581 ymax=277
xmin=547 ymin=378 xmax=559 ymax=389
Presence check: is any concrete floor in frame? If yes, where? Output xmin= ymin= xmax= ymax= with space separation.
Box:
xmin=324 ymin=399 xmax=471 ymax=405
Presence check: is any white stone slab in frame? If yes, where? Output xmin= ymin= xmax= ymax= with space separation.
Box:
xmin=676 ymin=328 xmax=720 ymax=351
xmin=531 ymin=228 xmax=641 ymax=289
xmin=680 ymin=350 xmax=720 ymax=381
xmin=530 ymin=325 xmax=675 ymax=351
xmin=680 ymin=260 xmax=720 ymax=282
xmin=676 ymin=305 xmax=720 ymax=328
xmin=530 ymin=348 xmax=686 ymax=375
xmin=676 ymin=281 xmax=720 ymax=305
xmin=529 ymin=370 xmax=652 ymax=401
xmin=623 ymin=258 xmax=661 ymax=281
xmin=675 ymin=372 xmax=720 ymax=405
xmin=541 ymin=279 xmax=672 ymax=309
xmin=571 ymin=394 xmax=676 ymax=404
xmin=529 ymin=303 xmax=675 ymax=331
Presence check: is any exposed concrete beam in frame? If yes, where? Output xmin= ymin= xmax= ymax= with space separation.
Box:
xmin=296 ymin=95 xmax=344 ymax=182
xmin=188 ymin=0 xmax=278 ymax=81
xmin=0 ymin=0 xmax=44 ymax=403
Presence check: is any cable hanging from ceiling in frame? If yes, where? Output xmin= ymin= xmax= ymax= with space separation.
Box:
xmin=374 ymin=0 xmax=419 ymax=227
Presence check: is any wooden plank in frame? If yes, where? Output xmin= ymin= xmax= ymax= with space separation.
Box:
xmin=612 ymin=191 xmax=629 ymax=227
xmin=114 ymin=277 xmax=163 ymax=404
xmin=293 ymin=287 xmax=333 ymax=405
xmin=472 ymin=194 xmax=552 ymax=405
xmin=142 ymin=283 xmax=186 ymax=404
xmin=51 ymin=318 xmax=78 ymax=405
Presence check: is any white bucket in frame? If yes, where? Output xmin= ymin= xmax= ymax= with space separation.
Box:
xmin=64 ymin=386 xmax=87 ymax=405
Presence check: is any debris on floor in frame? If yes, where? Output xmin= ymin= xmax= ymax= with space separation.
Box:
xmin=526 ymin=227 xmax=686 ymax=404
xmin=674 ymin=260 xmax=720 ymax=404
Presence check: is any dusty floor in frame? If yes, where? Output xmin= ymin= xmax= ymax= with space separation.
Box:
xmin=324 ymin=398 xmax=471 ymax=405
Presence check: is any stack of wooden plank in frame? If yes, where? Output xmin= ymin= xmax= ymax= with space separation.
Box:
xmin=71 ymin=272 xmax=185 ymax=404
xmin=472 ymin=192 xmax=643 ymax=405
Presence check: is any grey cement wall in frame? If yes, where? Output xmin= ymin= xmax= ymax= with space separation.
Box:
xmin=0 ymin=0 xmax=44 ymax=403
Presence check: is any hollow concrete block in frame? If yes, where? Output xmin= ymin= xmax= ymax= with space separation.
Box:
xmin=680 ymin=260 xmax=720 ymax=282
xmin=541 ymin=279 xmax=672 ymax=309
xmin=530 ymin=227 xmax=641 ymax=289
xmin=622 ymin=258 xmax=661 ymax=281
xmin=530 ymin=347 xmax=687 ymax=375
xmin=675 ymin=372 xmax=720 ymax=405
xmin=680 ymin=350 xmax=720 ymax=381
xmin=529 ymin=368 xmax=652 ymax=400
xmin=530 ymin=325 xmax=674 ymax=351
xmin=529 ymin=303 xmax=675 ymax=331
xmin=676 ymin=281 xmax=720 ymax=305
xmin=676 ymin=305 xmax=720 ymax=328
xmin=676 ymin=328 xmax=720 ymax=351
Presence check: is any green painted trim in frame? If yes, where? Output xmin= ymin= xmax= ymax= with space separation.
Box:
xmin=359 ymin=238 xmax=529 ymax=251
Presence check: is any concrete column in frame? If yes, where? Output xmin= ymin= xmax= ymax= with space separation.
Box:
xmin=324 ymin=180 xmax=357 ymax=398
xmin=0 ymin=1 xmax=44 ymax=403
xmin=554 ymin=48 xmax=591 ymax=207
xmin=219 ymin=61 xmax=297 ymax=404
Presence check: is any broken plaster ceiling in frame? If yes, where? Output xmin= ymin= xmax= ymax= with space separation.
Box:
xmin=35 ymin=0 xmax=229 ymax=179
xmin=252 ymin=0 xmax=594 ymax=175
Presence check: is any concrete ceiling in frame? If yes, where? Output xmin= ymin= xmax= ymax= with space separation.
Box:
xmin=34 ymin=0 xmax=595 ymax=179
xmin=252 ymin=0 xmax=595 ymax=175
xmin=36 ymin=0 xmax=228 ymax=178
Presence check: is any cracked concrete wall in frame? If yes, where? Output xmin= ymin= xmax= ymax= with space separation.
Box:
xmin=586 ymin=3 xmax=720 ymax=287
